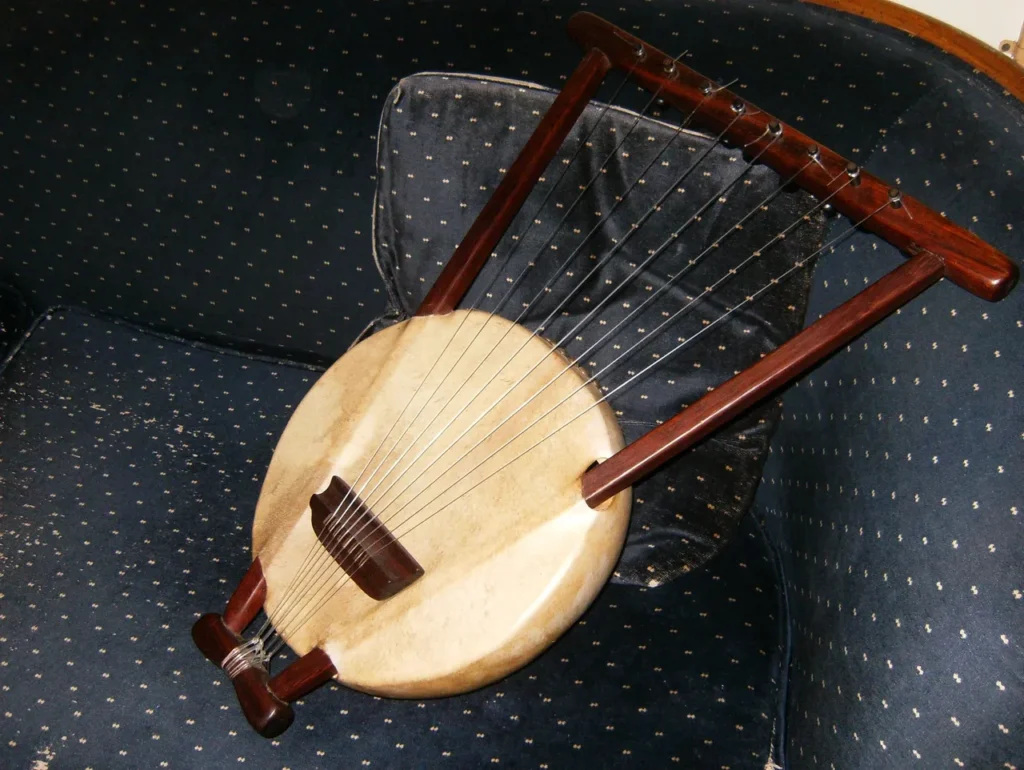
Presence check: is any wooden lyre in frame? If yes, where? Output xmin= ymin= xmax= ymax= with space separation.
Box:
xmin=192 ymin=12 xmax=1017 ymax=737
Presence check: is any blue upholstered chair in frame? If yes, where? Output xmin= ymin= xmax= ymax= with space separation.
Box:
xmin=0 ymin=2 xmax=1019 ymax=767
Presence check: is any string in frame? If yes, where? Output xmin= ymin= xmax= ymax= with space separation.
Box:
xmin=333 ymin=120 xmax=778 ymax=539
xmin=263 ymin=100 xmax=752 ymax=648
xmin=260 ymin=58 xmax=711 ymax=646
xmin=249 ymin=68 xmax=642 ymax=645
xmin=282 ymin=83 xmax=730 ymax=602
xmin=267 ymin=198 xmax=887 ymax=656
xmin=267 ymin=176 xmax=883 ymax=657
xmin=256 ymin=81 xmax=873 ymax=658
xmin=255 ymin=61 xmax=669 ymax=646
xmin=271 ymin=163 xmax=830 ymax=643
xmin=269 ymin=195 xmax=884 ymax=655
xmin=286 ymin=57 xmax=703 ymax=583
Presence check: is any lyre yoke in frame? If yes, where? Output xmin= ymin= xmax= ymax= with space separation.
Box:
xmin=409 ymin=11 xmax=1016 ymax=505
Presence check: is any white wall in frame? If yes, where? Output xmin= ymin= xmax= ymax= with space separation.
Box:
xmin=890 ymin=0 xmax=1022 ymax=50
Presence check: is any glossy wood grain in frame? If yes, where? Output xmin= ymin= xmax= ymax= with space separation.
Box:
xmin=415 ymin=48 xmax=611 ymax=316
xmin=191 ymin=612 xmax=295 ymax=738
xmin=192 ymin=612 xmax=242 ymax=668
xmin=222 ymin=557 xmax=267 ymax=634
xmin=582 ymin=252 xmax=945 ymax=506
xmin=567 ymin=12 xmax=1018 ymax=302
xmin=309 ymin=475 xmax=425 ymax=600
xmin=193 ymin=561 xmax=338 ymax=738
xmin=270 ymin=648 xmax=338 ymax=703
xmin=232 ymin=666 xmax=294 ymax=739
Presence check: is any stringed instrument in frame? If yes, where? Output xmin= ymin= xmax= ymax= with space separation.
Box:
xmin=191 ymin=12 xmax=1018 ymax=738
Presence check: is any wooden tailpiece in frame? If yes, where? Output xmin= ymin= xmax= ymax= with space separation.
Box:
xmin=192 ymin=558 xmax=338 ymax=738
xmin=309 ymin=476 xmax=425 ymax=601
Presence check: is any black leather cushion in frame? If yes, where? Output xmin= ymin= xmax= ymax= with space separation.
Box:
xmin=0 ymin=309 xmax=786 ymax=769
xmin=0 ymin=283 xmax=31 ymax=358
xmin=373 ymin=73 xmax=825 ymax=584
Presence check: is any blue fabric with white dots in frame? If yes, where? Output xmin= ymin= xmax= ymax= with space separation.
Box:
xmin=0 ymin=310 xmax=787 ymax=768
xmin=755 ymin=67 xmax=1023 ymax=768
xmin=0 ymin=1 xmax=1021 ymax=769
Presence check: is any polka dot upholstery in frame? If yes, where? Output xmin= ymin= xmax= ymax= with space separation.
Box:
xmin=0 ymin=1 xmax=1020 ymax=768
xmin=0 ymin=310 xmax=786 ymax=768
xmin=0 ymin=0 xmax=956 ymax=361
xmin=755 ymin=61 xmax=1023 ymax=768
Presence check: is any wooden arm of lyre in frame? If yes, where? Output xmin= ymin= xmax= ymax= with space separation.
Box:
xmin=191 ymin=558 xmax=337 ymax=738
xmin=415 ymin=47 xmax=612 ymax=316
xmin=582 ymin=252 xmax=946 ymax=506
xmin=566 ymin=12 xmax=1017 ymax=301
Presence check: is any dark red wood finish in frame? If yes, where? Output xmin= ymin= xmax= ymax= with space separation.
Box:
xmin=192 ymin=556 xmax=339 ymax=738
xmin=223 ymin=557 xmax=267 ymax=634
xmin=192 ymin=612 xmax=295 ymax=738
xmin=192 ymin=611 xmax=244 ymax=667
xmin=582 ymin=252 xmax=946 ymax=506
xmin=233 ymin=666 xmax=295 ymax=739
xmin=270 ymin=648 xmax=338 ymax=703
xmin=309 ymin=476 xmax=425 ymax=600
xmin=415 ymin=47 xmax=612 ymax=316
xmin=566 ymin=12 xmax=1017 ymax=302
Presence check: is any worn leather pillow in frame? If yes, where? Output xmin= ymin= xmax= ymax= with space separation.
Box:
xmin=371 ymin=73 xmax=826 ymax=584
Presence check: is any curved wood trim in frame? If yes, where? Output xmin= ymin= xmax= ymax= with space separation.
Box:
xmin=222 ymin=558 xmax=267 ymax=634
xmin=801 ymin=0 xmax=1024 ymax=102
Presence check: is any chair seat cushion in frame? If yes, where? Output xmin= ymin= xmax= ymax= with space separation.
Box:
xmin=755 ymin=54 xmax=1024 ymax=769
xmin=0 ymin=309 xmax=785 ymax=768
